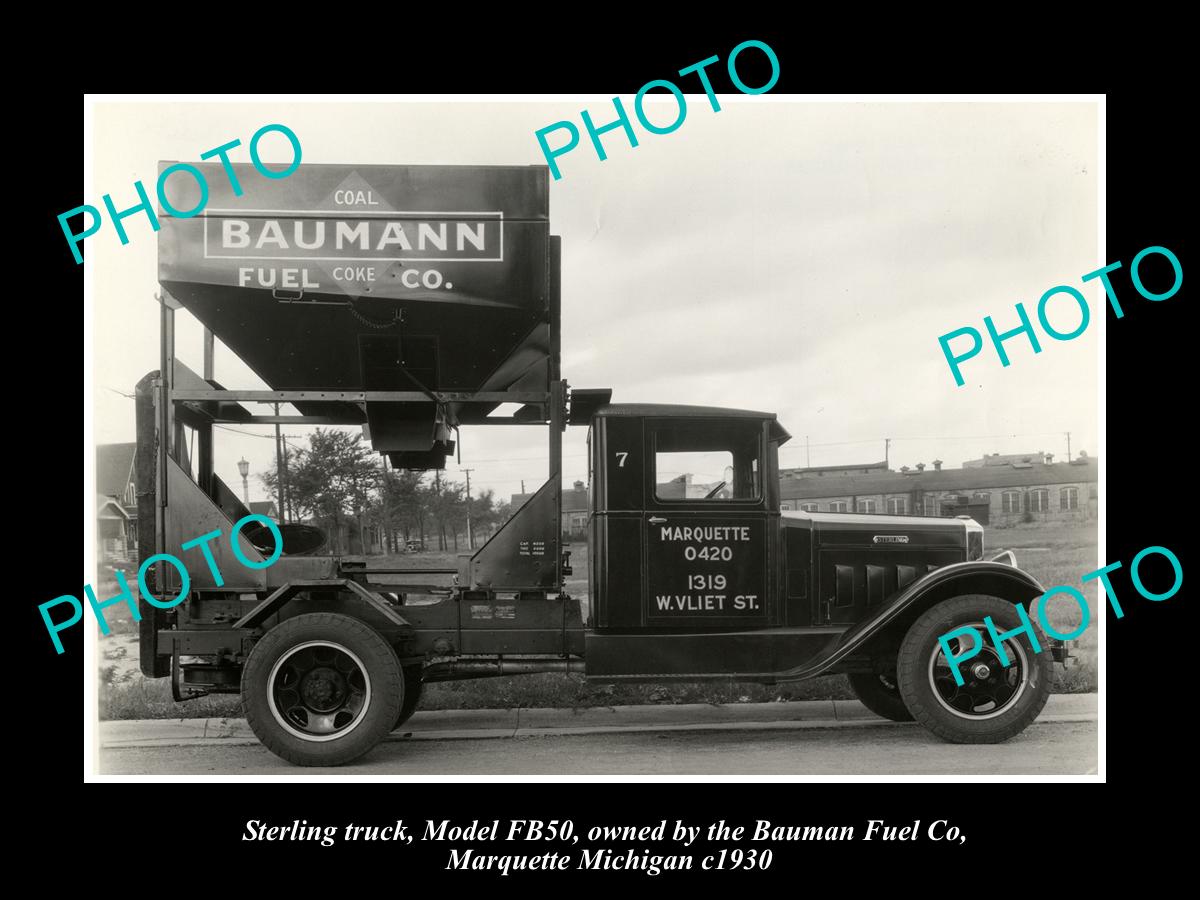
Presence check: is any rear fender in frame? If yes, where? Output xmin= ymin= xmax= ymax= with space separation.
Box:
xmin=233 ymin=580 xmax=416 ymax=658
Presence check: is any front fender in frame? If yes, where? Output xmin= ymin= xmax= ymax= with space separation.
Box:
xmin=780 ymin=560 xmax=1046 ymax=681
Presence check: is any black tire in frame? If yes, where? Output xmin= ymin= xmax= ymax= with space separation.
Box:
xmin=897 ymin=595 xmax=1052 ymax=744
xmin=392 ymin=665 xmax=424 ymax=730
xmin=242 ymin=613 xmax=403 ymax=766
xmin=848 ymin=671 xmax=914 ymax=722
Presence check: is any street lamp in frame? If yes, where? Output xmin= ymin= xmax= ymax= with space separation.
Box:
xmin=237 ymin=457 xmax=250 ymax=504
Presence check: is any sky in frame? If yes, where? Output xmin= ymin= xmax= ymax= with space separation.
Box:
xmin=89 ymin=98 xmax=1099 ymax=507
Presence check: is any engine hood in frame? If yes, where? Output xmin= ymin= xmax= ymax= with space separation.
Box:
xmin=782 ymin=510 xmax=976 ymax=550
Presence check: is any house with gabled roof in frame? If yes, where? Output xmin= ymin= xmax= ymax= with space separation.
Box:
xmin=96 ymin=442 xmax=138 ymax=561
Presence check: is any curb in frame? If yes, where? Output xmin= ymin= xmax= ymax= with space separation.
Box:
xmin=100 ymin=694 xmax=1097 ymax=749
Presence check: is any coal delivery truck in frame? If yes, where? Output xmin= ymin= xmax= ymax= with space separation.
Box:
xmin=133 ymin=163 xmax=1071 ymax=765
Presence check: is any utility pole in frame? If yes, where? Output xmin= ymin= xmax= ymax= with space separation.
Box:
xmin=463 ymin=468 xmax=475 ymax=549
xmin=521 ymin=479 xmax=526 ymax=494
xmin=281 ymin=436 xmax=292 ymax=522
xmin=1066 ymin=431 xmax=1072 ymax=462
xmin=805 ymin=435 xmax=810 ymax=468
xmin=433 ymin=469 xmax=443 ymax=550
xmin=885 ymin=437 xmax=891 ymax=470
xmin=273 ymin=403 xmax=286 ymax=523
xmin=379 ymin=454 xmax=394 ymax=554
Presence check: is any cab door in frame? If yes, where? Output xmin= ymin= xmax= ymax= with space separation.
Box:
xmin=642 ymin=418 xmax=771 ymax=629
xmin=589 ymin=414 xmax=646 ymax=628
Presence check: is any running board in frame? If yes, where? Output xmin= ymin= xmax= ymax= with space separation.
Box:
xmin=585 ymin=627 xmax=847 ymax=683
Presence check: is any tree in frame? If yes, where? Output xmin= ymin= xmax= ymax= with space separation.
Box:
xmin=261 ymin=429 xmax=380 ymax=554
xmin=259 ymin=435 xmax=515 ymax=556
xmin=424 ymin=478 xmax=467 ymax=551
xmin=379 ymin=468 xmax=427 ymax=547
xmin=468 ymin=488 xmax=505 ymax=546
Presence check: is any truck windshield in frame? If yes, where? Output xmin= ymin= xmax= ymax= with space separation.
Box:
xmin=653 ymin=419 xmax=761 ymax=501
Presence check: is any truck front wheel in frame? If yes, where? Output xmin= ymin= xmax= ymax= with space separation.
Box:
xmin=897 ymin=595 xmax=1052 ymax=744
xmin=242 ymin=613 xmax=403 ymax=766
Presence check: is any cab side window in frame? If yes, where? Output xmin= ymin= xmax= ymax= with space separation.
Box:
xmin=653 ymin=419 xmax=761 ymax=501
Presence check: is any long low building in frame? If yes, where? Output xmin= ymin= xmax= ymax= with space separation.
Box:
xmin=779 ymin=453 xmax=1097 ymax=525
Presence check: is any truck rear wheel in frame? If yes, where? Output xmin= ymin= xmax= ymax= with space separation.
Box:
xmin=897 ymin=595 xmax=1052 ymax=744
xmin=242 ymin=613 xmax=403 ymax=767
xmin=848 ymin=671 xmax=914 ymax=722
xmin=393 ymin=665 xmax=424 ymax=730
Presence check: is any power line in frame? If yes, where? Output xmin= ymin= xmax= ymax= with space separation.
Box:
xmin=890 ymin=431 xmax=1073 ymax=442
xmin=779 ymin=430 xmax=1082 ymax=453
xmin=213 ymin=423 xmax=307 ymax=450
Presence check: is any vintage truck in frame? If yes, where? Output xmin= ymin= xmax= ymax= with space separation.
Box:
xmin=135 ymin=163 xmax=1067 ymax=765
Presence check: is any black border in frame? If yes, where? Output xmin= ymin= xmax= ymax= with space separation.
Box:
xmin=27 ymin=29 xmax=1187 ymax=876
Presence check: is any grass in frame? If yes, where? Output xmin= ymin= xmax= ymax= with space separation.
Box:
xmin=101 ymin=673 xmax=243 ymax=720
xmin=99 ymin=520 xmax=1098 ymax=719
xmin=983 ymin=520 xmax=1099 ymax=693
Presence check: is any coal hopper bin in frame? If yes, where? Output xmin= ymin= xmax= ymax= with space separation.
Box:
xmin=138 ymin=163 xmax=573 ymax=680
xmin=157 ymin=163 xmax=556 ymax=468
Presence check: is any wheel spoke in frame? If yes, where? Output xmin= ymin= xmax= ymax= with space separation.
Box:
xmin=343 ymin=689 xmax=366 ymax=716
xmin=313 ymin=646 xmax=338 ymax=665
xmin=306 ymin=712 xmax=340 ymax=735
xmin=933 ymin=675 xmax=958 ymax=694
xmin=277 ymin=665 xmax=301 ymax=690
xmin=950 ymin=692 xmax=974 ymax=713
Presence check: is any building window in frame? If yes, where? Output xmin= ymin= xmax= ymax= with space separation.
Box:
xmin=972 ymin=492 xmax=990 ymax=505
xmin=1002 ymin=491 xmax=1021 ymax=514
xmin=1028 ymin=489 xmax=1050 ymax=513
xmin=887 ymin=497 xmax=907 ymax=515
xmin=1060 ymin=487 xmax=1078 ymax=511
xmin=829 ymin=501 xmax=848 ymax=513
xmin=781 ymin=501 xmax=795 ymax=510
xmin=923 ymin=495 xmax=938 ymax=516
xmin=857 ymin=499 xmax=877 ymax=514
xmin=800 ymin=503 xmax=819 ymax=512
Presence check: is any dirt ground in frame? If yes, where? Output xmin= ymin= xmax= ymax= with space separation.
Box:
xmin=98 ymin=519 xmax=1099 ymax=719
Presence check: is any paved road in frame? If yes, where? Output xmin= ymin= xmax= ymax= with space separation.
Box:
xmin=99 ymin=719 xmax=1096 ymax=776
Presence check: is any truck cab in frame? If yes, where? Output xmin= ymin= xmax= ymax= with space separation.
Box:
xmin=588 ymin=404 xmax=785 ymax=632
xmin=588 ymin=403 xmax=986 ymax=635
